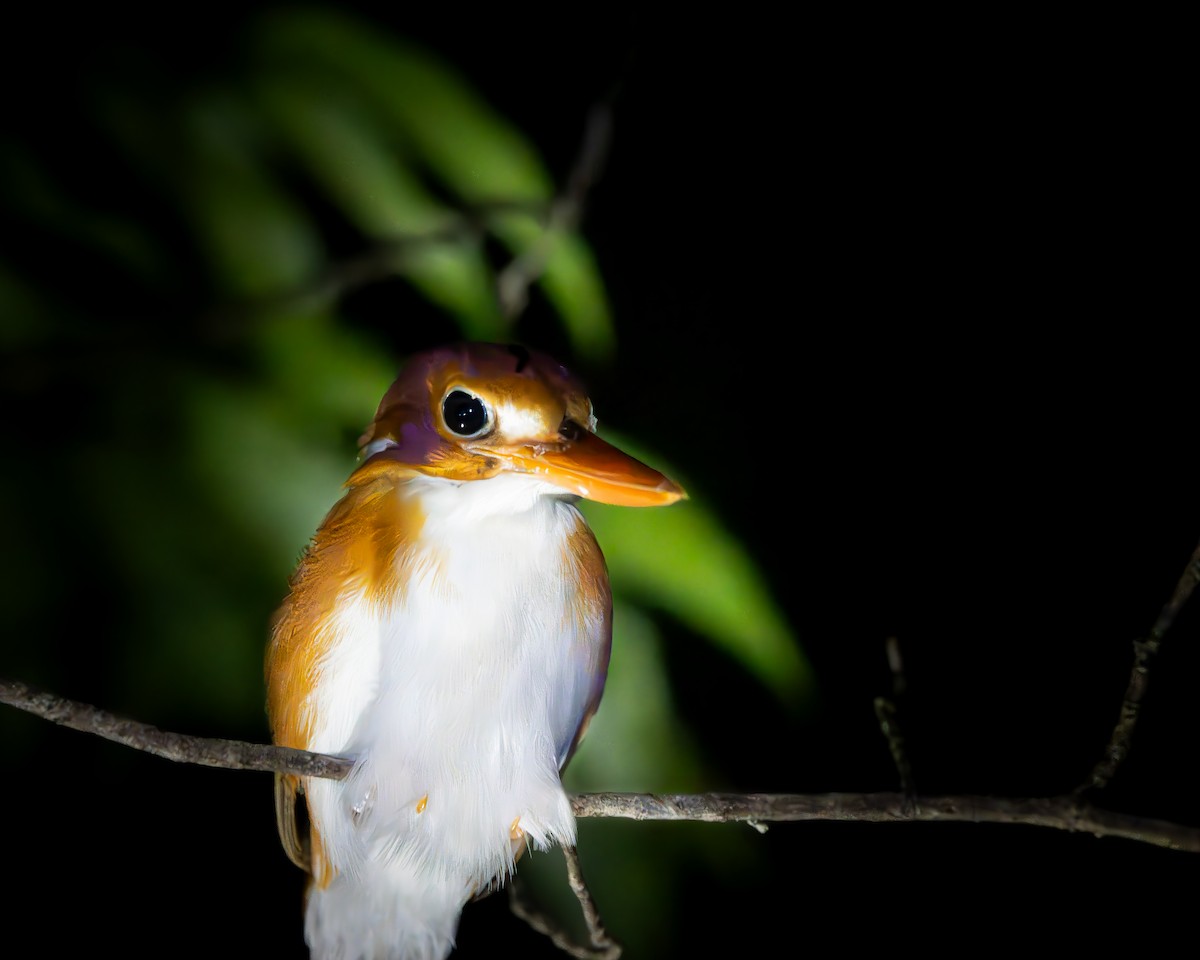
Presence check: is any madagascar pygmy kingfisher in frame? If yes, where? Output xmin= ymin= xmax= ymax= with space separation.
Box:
xmin=266 ymin=342 xmax=685 ymax=959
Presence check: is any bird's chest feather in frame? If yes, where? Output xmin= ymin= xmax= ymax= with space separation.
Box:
xmin=369 ymin=499 xmax=604 ymax=759
xmin=303 ymin=477 xmax=610 ymax=884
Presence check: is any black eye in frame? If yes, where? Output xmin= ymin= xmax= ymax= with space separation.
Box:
xmin=442 ymin=390 xmax=491 ymax=437
xmin=558 ymin=418 xmax=583 ymax=442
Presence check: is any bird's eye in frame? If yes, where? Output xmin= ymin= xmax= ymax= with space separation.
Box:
xmin=558 ymin=418 xmax=584 ymax=442
xmin=442 ymin=390 xmax=491 ymax=438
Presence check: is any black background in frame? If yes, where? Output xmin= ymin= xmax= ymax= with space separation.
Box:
xmin=2 ymin=7 xmax=1195 ymax=957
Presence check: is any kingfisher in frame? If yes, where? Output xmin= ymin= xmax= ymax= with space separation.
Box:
xmin=266 ymin=342 xmax=685 ymax=960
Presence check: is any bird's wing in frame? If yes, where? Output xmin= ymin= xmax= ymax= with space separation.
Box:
xmin=557 ymin=516 xmax=615 ymax=772
xmin=265 ymin=461 xmax=417 ymax=886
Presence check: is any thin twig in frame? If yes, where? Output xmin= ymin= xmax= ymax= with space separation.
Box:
xmin=1079 ymin=537 xmax=1200 ymax=794
xmin=1 ymin=197 xmax=554 ymax=379
xmin=508 ymin=846 xmax=621 ymax=959
xmin=874 ymin=634 xmax=917 ymax=810
xmin=562 ymin=846 xmax=621 ymax=959
xmin=9 ymin=102 xmax=613 ymax=367
xmin=206 ymin=198 xmax=551 ymax=337
xmin=496 ymin=103 xmax=613 ymax=319
xmin=220 ymin=96 xmax=616 ymax=334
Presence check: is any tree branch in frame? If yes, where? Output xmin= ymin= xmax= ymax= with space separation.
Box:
xmin=2 ymin=677 xmax=1196 ymax=853
xmin=569 ymin=792 xmax=1199 ymax=853
xmin=873 ymin=634 xmax=916 ymax=810
xmin=3 ymin=535 xmax=1197 ymax=864
xmin=496 ymin=102 xmax=613 ymax=320
xmin=0 ymin=678 xmax=352 ymax=780
xmin=1078 ymin=537 xmax=1200 ymax=794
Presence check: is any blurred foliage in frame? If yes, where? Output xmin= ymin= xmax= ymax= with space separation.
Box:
xmin=0 ymin=6 xmax=810 ymax=955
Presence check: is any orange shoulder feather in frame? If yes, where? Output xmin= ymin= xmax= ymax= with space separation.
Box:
xmin=265 ymin=460 xmax=424 ymax=750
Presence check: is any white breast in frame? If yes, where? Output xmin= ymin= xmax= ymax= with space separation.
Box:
xmin=305 ymin=472 xmax=606 ymax=894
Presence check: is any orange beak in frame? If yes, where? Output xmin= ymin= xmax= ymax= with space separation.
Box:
xmin=501 ymin=429 xmax=686 ymax=507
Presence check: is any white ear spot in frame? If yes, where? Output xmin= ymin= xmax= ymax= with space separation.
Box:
xmin=495 ymin=399 xmax=549 ymax=440
xmin=362 ymin=438 xmax=398 ymax=459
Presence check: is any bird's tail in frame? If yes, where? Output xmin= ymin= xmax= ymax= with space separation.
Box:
xmin=304 ymin=862 xmax=466 ymax=960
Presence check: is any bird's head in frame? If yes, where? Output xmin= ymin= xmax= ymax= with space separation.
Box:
xmin=356 ymin=342 xmax=685 ymax=507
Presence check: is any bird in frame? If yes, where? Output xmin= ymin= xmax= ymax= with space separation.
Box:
xmin=265 ymin=341 xmax=685 ymax=959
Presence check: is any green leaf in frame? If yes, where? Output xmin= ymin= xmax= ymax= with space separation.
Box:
xmin=566 ymin=603 xmax=705 ymax=792
xmin=255 ymin=70 xmax=508 ymax=338
xmin=581 ymin=439 xmax=811 ymax=705
xmin=0 ymin=144 xmax=161 ymax=282
xmin=256 ymin=76 xmax=451 ymax=236
xmin=396 ymin=243 xmax=509 ymax=340
xmin=253 ymin=310 xmax=398 ymax=427
xmin=178 ymin=92 xmax=323 ymax=297
xmin=492 ymin=212 xmax=615 ymax=360
xmin=0 ymin=264 xmax=50 ymax=345
xmin=186 ymin=376 xmax=354 ymax=566
xmin=259 ymin=74 xmax=511 ymax=338
xmin=538 ymin=232 xmax=615 ymax=360
xmin=256 ymin=9 xmax=553 ymax=204
xmin=255 ymin=8 xmax=612 ymax=353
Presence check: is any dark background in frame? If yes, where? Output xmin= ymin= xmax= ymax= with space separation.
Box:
xmin=1 ymin=7 xmax=1195 ymax=957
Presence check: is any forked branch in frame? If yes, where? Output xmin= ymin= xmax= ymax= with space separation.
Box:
xmin=1 ymin=679 xmax=1197 ymax=852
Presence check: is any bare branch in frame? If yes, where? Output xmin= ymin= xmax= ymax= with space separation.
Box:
xmin=1080 ymin=537 xmax=1200 ymax=794
xmin=509 ymin=846 xmax=621 ymax=959
xmin=205 ymin=198 xmax=551 ymax=337
xmin=570 ymin=793 xmax=1200 ymax=853
xmin=13 ymin=102 xmax=614 ymax=374
xmin=874 ymin=634 xmax=916 ymax=809
xmin=496 ymin=103 xmax=613 ymax=319
xmin=3 ymin=676 xmax=1198 ymax=852
xmin=562 ymin=845 xmax=621 ymax=959
xmin=220 ymin=102 xmax=613 ymax=331
xmin=1150 ymin=538 xmax=1200 ymax=640
xmin=0 ymin=678 xmax=352 ymax=781
xmin=5 ymin=535 xmax=1200 ymax=869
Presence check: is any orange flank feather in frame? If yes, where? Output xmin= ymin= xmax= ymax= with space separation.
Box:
xmin=265 ymin=458 xmax=426 ymax=888
xmin=266 ymin=459 xmax=425 ymax=752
